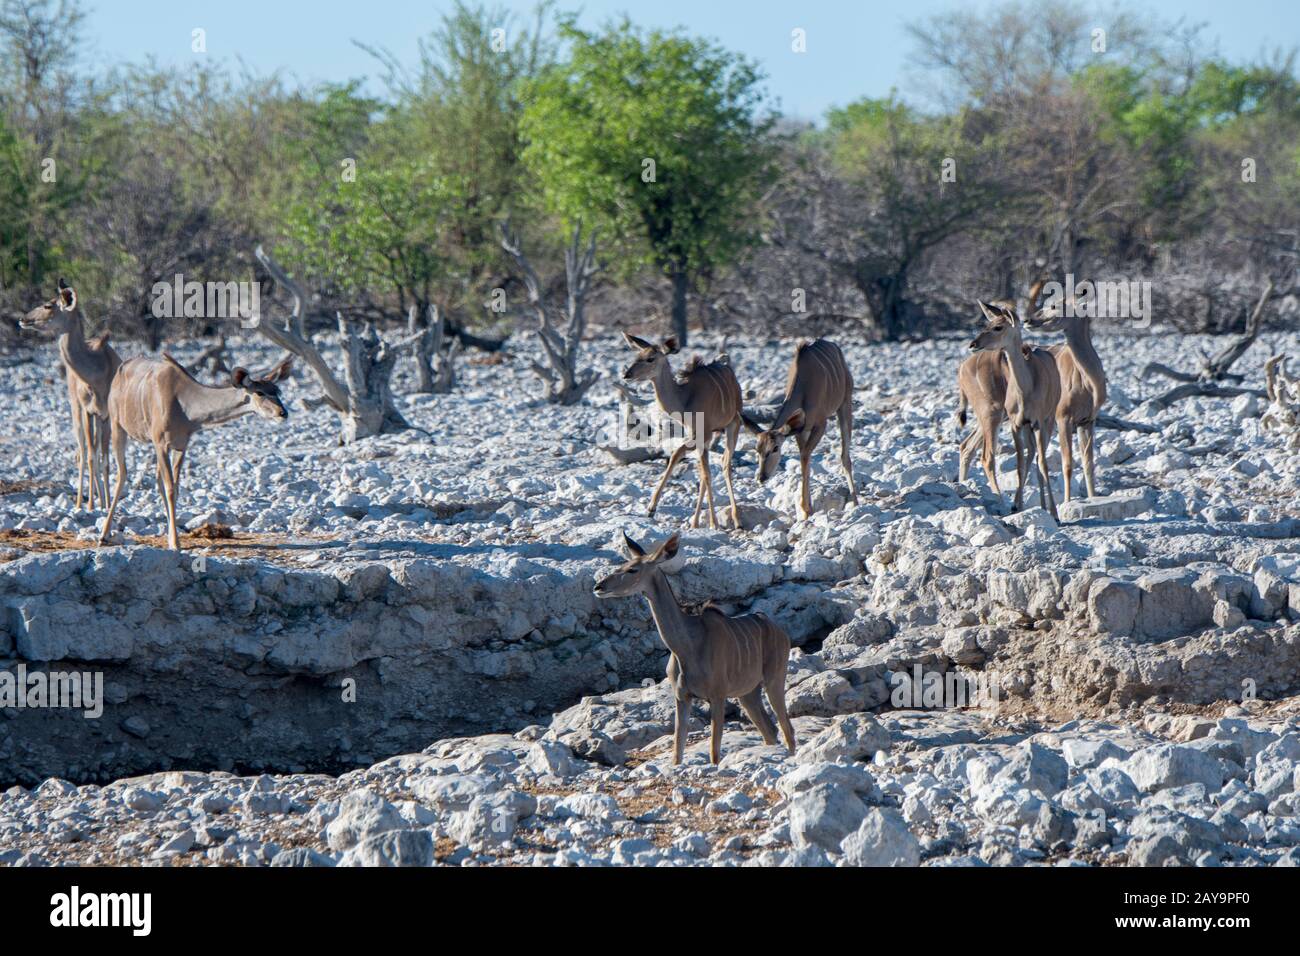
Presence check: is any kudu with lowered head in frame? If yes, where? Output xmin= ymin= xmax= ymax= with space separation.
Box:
xmin=99 ymin=354 xmax=292 ymax=551
xmin=742 ymin=338 xmax=856 ymax=520
xmin=593 ymin=531 xmax=796 ymax=764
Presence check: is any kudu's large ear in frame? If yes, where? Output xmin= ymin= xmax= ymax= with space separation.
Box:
xmin=779 ymin=409 xmax=806 ymax=435
xmin=976 ymin=300 xmax=999 ymax=322
xmin=620 ymin=530 xmax=645 ymax=559
xmin=262 ymin=355 xmax=294 ymax=383
xmin=57 ymin=279 xmax=76 ymax=312
xmin=623 ymin=331 xmax=654 ymax=351
xmin=651 ymin=532 xmax=679 ymax=562
xmin=660 ymin=336 xmax=679 ymax=355
xmin=231 ymin=367 xmax=249 ymax=388
xmin=740 ymin=414 xmax=765 ymax=436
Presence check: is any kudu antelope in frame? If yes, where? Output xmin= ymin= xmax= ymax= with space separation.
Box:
xmin=20 ymin=280 xmax=121 ymax=511
xmin=969 ymin=302 xmax=1062 ymax=520
xmin=99 ymin=354 xmax=292 ymax=551
xmin=593 ymin=532 xmax=796 ymax=764
xmin=742 ymin=338 xmax=856 ymax=520
xmin=1027 ymin=303 xmax=1108 ymax=501
xmin=622 ymin=333 xmax=743 ymax=529
xmin=956 ymin=279 xmax=1048 ymax=500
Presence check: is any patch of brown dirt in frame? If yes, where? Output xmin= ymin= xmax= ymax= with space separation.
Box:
xmin=0 ymin=478 xmax=67 ymax=496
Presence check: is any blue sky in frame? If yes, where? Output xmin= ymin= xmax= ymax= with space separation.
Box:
xmin=84 ymin=0 xmax=1299 ymax=121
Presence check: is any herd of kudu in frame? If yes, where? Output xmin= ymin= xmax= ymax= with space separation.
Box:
xmin=18 ymin=278 xmax=1105 ymax=763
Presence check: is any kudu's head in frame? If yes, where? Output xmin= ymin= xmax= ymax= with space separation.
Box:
xmin=969 ymin=301 xmax=1024 ymax=354
xmin=741 ymin=409 xmax=807 ymax=485
xmin=1025 ymin=296 xmax=1084 ymax=335
xmin=230 ymin=357 xmax=293 ymax=421
xmin=21 ymin=279 xmax=79 ymax=335
xmin=593 ymin=531 xmax=679 ymax=598
xmin=621 ymin=331 xmax=678 ymax=382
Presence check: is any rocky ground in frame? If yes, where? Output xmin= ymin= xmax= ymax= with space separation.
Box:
xmin=2 ymin=321 xmax=1299 ymax=866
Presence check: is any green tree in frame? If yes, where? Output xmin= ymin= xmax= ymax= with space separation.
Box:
xmin=823 ymin=97 xmax=1015 ymax=337
xmin=521 ymin=17 xmax=774 ymax=344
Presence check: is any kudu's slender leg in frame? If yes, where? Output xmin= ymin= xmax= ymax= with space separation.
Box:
xmin=97 ymin=415 xmax=111 ymax=508
xmin=168 ymin=449 xmax=186 ymax=550
xmin=837 ymin=399 xmax=857 ymax=504
xmin=709 ymin=697 xmax=725 ymax=764
xmin=1058 ymin=419 xmax=1075 ymax=503
xmin=979 ymin=416 xmax=1002 ymax=497
xmin=690 ymin=447 xmax=708 ymax=528
xmin=721 ymin=417 xmax=740 ymax=529
xmin=648 ymin=442 xmax=689 ymax=518
xmin=71 ymin=402 xmax=88 ymax=510
xmin=154 ymin=443 xmax=179 ymax=550
xmin=698 ymin=443 xmax=720 ymax=530
xmin=1080 ymin=424 xmax=1098 ymax=498
xmin=1033 ymin=425 xmax=1058 ymax=519
xmin=673 ymin=695 xmax=690 ymax=766
xmin=738 ymin=686 xmax=778 ymax=745
xmin=98 ymin=423 xmax=129 ymax=545
xmin=958 ymin=428 xmax=978 ymax=484
xmin=1011 ymin=426 xmax=1029 ymax=511
xmin=766 ymin=672 xmax=797 ymax=753
xmin=84 ymin=413 xmax=98 ymax=510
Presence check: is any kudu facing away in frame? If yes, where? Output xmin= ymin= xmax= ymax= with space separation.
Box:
xmin=99 ymin=355 xmax=292 ymax=551
xmin=622 ymin=333 xmax=743 ymax=529
xmin=1027 ymin=304 xmax=1108 ymax=501
xmin=742 ymin=338 xmax=856 ymax=520
xmin=593 ymin=532 xmax=796 ymax=764
xmin=969 ymin=303 xmax=1062 ymax=520
xmin=20 ymin=280 xmax=121 ymax=511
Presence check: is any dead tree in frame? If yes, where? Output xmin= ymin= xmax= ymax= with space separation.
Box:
xmin=1143 ymin=281 xmax=1275 ymax=408
xmin=407 ymin=303 xmax=459 ymax=394
xmin=189 ymin=332 xmax=230 ymax=381
xmin=252 ymin=245 xmax=421 ymax=444
xmin=500 ymin=221 xmax=600 ymax=405
xmin=1264 ymin=355 xmax=1300 ymax=448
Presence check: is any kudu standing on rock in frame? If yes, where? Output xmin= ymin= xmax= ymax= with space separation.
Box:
xmin=99 ymin=355 xmax=292 ymax=551
xmin=1027 ymin=302 xmax=1108 ymax=501
xmin=955 ymin=279 xmax=1048 ymax=500
xmin=742 ymin=338 xmax=856 ymax=521
xmin=622 ymin=333 xmax=743 ymax=530
xmin=20 ymin=280 xmax=121 ymax=511
xmin=593 ymin=532 xmax=796 ymax=764
xmin=969 ymin=302 xmax=1062 ymax=520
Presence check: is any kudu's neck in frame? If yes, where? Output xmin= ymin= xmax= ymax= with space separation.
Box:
xmin=642 ymin=569 xmax=698 ymax=664
xmin=1001 ymin=335 xmax=1035 ymax=400
xmin=176 ymin=378 xmax=256 ymax=429
xmin=1064 ymin=320 xmax=1107 ymax=406
xmin=650 ymin=361 xmax=689 ymax=414
xmin=56 ymin=317 xmax=91 ymax=370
